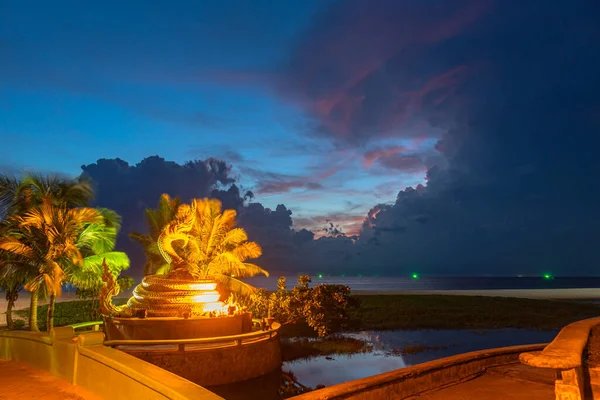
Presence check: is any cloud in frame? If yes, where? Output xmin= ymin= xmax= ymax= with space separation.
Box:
xmin=80 ymin=156 xmax=238 ymax=276
xmin=78 ymin=155 xmax=346 ymax=276
xmin=241 ymin=165 xmax=342 ymax=194
xmin=271 ymin=0 xmax=492 ymax=146
xmin=294 ymin=211 xmax=366 ymax=237
xmin=362 ymin=146 xmax=405 ymax=168
xmin=352 ymin=1 xmax=600 ymax=275
xmin=377 ymin=154 xmax=424 ymax=172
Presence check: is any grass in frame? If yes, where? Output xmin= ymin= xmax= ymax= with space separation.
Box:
xmin=349 ymin=295 xmax=600 ymax=331
xmin=281 ymin=336 xmax=372 ymax=362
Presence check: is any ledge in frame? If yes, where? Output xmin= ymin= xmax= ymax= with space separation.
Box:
xmin=290 ymin=343 xmax=545 ymax=400
xmin=519 ymin=316 xmax=600 ymax=370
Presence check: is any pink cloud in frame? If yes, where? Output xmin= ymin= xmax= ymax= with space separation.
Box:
xmin=273 ymin=0 xmax=492 ymax=143
xmin=362 ymin=145 xmax=405 ymax=168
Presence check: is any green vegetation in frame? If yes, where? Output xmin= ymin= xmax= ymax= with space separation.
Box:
xmin=0 ymin=173 xmax=129 ymax=332
xmin=13 ymin=298 xmax=128 ymax=331
xmin=244 ymin=275 xmax=358 ymax=337
xmin=349 ymin=295 xmax=600 ymax=331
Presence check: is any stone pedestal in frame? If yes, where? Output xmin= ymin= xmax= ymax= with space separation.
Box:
xmin=103 ymin=312 xmax=252 ymax=341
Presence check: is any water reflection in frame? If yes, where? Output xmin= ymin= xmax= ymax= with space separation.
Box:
xmin=204 ymin=328 xmax=558 ymax=399
xmin=285 ymin=329 xmax=557 ymax=388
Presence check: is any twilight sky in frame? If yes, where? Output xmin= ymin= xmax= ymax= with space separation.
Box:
xmin=1 ymin=1 xmax=600 ymax=276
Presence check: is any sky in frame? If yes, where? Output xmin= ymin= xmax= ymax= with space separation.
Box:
xmin=1 ymin=1 xmax=600 ymax=276
xmin=0 ymin=0 xmax=432 ymax=236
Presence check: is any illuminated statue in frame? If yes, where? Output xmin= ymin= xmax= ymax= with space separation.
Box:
xmin=112 ymin=197 xmax=268 ymax=318
xmin=99 ymin=258 xmax=131 ymax=317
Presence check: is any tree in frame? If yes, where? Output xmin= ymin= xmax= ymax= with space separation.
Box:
xmin=0 ymin=196 xmax=101 ymax=331
xmin=69 ymin=208 xmax=130 ymax=314
xmin=150 ymin=197 xmax=269 ymax=295
xmin=0 ymin=249 xmax=28 ymax=329
xmin=129 ymin=194 xmax=181 ymax=275
xmin=0 ymin=173 xmax=94 ymax=331
xmin=117 ymin=276 xmax=136 ymax=292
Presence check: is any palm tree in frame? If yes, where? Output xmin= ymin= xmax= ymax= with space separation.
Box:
xmin=1 ymin=173 xmax=93 ymax=216
xmin=0 ymin=197 xmax=101 ymax=331
xmin=0 ymin=173 xmax=94 ymax=331
xmin=129 ymin=194 xmax=181 ymax=275
xmin=69 ymin=208 xmax=130 ymax=311
xmin=156 ymin=197 xmax=268 ymax=295
xmin=0 ymin=247 xmax=30 ymax=329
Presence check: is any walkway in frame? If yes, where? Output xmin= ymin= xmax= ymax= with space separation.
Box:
xmin=0 ymin=360 xmax=101 ymax=400
xmin=409 ymin=363 xmax=555 ymax=400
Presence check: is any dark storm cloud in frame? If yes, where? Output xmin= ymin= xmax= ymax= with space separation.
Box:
xmin=351 ymin=1 xmax=600 ymax=275
xmin=79 ymin=156 xmax=330 ymax=276
xmin=80 ymin=156 xmax=237 ymax=276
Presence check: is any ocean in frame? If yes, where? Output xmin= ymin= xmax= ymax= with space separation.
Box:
xmin=244 ymin=275 xmax=600 ymax=292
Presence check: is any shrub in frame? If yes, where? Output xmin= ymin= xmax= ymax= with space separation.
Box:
xmin=244 ymin=275 xmax=358 ymax=337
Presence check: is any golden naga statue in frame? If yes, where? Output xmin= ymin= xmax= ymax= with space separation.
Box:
xmin=99 ymin=258 xmax=131 ymax=317
xmin=103 ymin=197 xmax=268 ymax=319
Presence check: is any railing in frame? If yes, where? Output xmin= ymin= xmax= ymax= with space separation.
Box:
xmin=104 ymin=322 xmax=281 ymax=351
xmin=68 ymin=321 xmax=103 ymax=332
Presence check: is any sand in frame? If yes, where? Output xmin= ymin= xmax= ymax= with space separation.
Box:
xmin=2 ymin=288 xmax=599 ymax=326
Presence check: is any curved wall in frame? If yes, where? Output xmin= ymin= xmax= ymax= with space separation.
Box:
xmin=0 ymin=328 xmax=222 ymax=400
xmin=123 ymin=331 xmax=282 ymax=386
xmin=289 ymin=343 xmax=547 ymax=400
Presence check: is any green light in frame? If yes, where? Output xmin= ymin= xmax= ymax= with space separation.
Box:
xmin=543 ymin=273 xmax=553 ymax=280
xmin=411 ymin=273 xmax=419 ymax=279
xmin=317 ymin=274 xmax=323 ymax=279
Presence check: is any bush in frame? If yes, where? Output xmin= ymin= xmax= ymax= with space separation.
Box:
xmin=244 ymin=275 xmax=358 ymax=337
xmin=117 ymin=276 xmax=136 ymax=292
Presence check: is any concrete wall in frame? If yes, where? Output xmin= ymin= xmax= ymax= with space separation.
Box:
xmin=0 ymin=329 xmax=222 ymax=400
xmin=290 ymin=343 xmax=547 ymax=400
xmin=125 ymin=331 xmax=282 ymax=386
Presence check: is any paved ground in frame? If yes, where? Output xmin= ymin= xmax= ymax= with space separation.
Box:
xmin=408 ymin=364 xmax=555 ymax=400
xmin=0 ymin=360 xmax=101 ymax=400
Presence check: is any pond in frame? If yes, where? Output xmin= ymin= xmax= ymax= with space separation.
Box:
xmin=207 ymin=328 xmax=557 ymax=399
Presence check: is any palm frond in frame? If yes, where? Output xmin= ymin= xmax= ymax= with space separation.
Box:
xmin=0 ymin=237 xmax=34 ymax=258
xmin=231 ymin=241 xmax=262 ymax=261
xmin=212 ymin=274 xmax=258 ymax=297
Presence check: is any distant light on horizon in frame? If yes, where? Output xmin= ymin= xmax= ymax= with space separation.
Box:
xmin=543 ymin=273 xmax=553 ymax=280
xmin=411 ymin=273 xmax=419 ymax=279
xmin=317 ymin=273 xmax=323 ymax=279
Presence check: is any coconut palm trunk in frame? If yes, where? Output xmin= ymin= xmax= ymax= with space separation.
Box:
xmin=46 ymin=294 xmax=56 ymax=332
xmin=5 ymin=291 xmax=17 ymax=329
xmin=29 ymin=290 xmax=39 ymax=332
